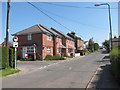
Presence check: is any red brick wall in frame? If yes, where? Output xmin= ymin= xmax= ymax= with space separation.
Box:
xmin=17 ymin=33 xmax=42 ymax=59
xmin=77 ymin=39 xmax=84 ymax=50
xmin=17 ymin=32 xmax=75 ymax=59
xmin=42 ymin=34 xmax=54 ymax=59
xmin=56 ymin=37 xmax=62 ymax=55
xmin=66 ymin=39 xmax=75 ymax=56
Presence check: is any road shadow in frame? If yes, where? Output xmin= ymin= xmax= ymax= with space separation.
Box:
xmin=101 ymin=50 xmax=109 ymax=54
xmin=90 ymin=64 xmax=120 ymax=89
xmin=95 ymin=56 xmax=110 ymax=65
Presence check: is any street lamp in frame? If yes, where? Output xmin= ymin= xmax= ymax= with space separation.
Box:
xmin=94 ymin=3 xmax=113 ymax=51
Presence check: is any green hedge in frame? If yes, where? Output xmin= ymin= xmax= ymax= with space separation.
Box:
xmin=9 ymin=47 xmax=15 ymax=68
xmin=110 ymin=46 xmax=120 ymax=82
xmin=0 ymin=47 xmax=15 ymax=69
xmin=0 ymin=47 xmax=7 ymax=69
xmin=45 ymin=55 xmax=65 ymax=60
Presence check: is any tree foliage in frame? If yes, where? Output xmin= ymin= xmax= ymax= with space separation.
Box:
xmin=102 ymin=40 xmax=109 ymax=51
xmin=88 ymin=38 xmax=94 ymax=52
xmin=94 ymin=43 xmax=99 ymax=51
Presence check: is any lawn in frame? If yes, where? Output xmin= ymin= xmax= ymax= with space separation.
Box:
xmin=0 ymin=68 xmax=20 ymax=77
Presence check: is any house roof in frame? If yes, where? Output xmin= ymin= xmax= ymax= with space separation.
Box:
xmin=51 ymin=27 xmax=74 ymax=41
xmin=112 ymin=37 xmax=120 ymax=42
xmin=39 ymin=24 xmax=62 ymax=38
xmin=67 ymin=32 xmax=83 ymax=41
xmin=13 ymin=24 xmax=52 ymax=35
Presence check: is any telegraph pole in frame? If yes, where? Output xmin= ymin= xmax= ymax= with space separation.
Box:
xmin=6 ymin=0 xmax=10 ymax=67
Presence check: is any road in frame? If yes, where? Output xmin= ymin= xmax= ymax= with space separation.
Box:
xmin=2 ymin=50 xmax=105 ymax=88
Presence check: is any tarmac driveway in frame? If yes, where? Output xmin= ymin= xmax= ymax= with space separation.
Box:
xmin=17 ymin=60 xmax=63 ymax=73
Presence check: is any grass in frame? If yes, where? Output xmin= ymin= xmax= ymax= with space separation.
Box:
xmin=65 ymin=56 xmax=73 ymax=58
xmin=0 ymin=68 xmax=20 ymax=77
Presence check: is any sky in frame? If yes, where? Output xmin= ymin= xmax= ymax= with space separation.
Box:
xmin=1 ymin=1 xmax=119 ymax=46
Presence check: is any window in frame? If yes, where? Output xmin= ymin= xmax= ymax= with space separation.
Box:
xmin=27 ymin=47 xmax=34 ymax=53
xmin=47 ymin=47 xmax=51 ymax=53
xmin=58 ymin=48 xmax=61 ymax=53
xmin=68 ymin=49 xmax=73 ymax=53
xmin=47 ymin=35 xmax=51 ymax=41
xmin=28 ymin=34 xmax=32 ymax=40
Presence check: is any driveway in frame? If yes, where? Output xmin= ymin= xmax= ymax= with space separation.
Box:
xmin=17 ymin=60 xmax=62 ymax=73
xmin=17 ymin=56 xmax=84 ymax=73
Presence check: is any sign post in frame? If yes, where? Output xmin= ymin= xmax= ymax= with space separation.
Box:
xmin=13 ymin=36 xmax=18 ymax=69
xmin=14 ymin=47 xmax=17 ymax=69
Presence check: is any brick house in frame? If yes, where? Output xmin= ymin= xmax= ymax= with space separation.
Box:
xmin=51 ymin=28 xmax=75 ymax=56
xmin=67 ymin=32 xmax=84 ymax=53
xmin=14 ymin=24 xmax=75 ymax=59
xmin=40 ymin=25 xmax=63 ymax=56
xmin=14 ymin=24 xmax=55 ymax=59
xmin=112 ymin=36 xmax=120 ymax=47
xmin=0 ymin=38 xmax=12 ymax=47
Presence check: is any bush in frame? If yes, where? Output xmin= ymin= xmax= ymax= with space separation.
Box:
xmin=78 ymin=50 xmax=84 ymax=56
xmin=110 ymin=46 xmax=120 ymax=82
xmin=44 ymin=55 xmax=53 ymax=60
xmin=65 ymin=56 xmax=73 ymax=58
xmin=9 ymin=47 xmax=15 ymax=68
xmin=45 ymin=55 xmax=65 ymax=60
xmin=20 ymin=55 xmax=33 ymax=61
xmin=53 ymin=55 xmax=65 ymax=60
xmin=83 ymin=49 xmax=88 ymax=52
xmin=38 ymin=54 xmax=42 ymax=61
xmin=0 ymin=47 xmax=7 ymax=69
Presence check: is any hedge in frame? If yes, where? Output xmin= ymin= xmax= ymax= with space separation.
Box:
xmin=9 ymin=47 xmax=15 ymax=68
xmin=45 ymin=55 xmax=65 ymax=60
xmin=0 ymin=47 xmax=15 ymax=69
xmin=0 ymin=47 xmax=7 ymax=69
xmin=110 ymin=46 xmax=120 ymax=82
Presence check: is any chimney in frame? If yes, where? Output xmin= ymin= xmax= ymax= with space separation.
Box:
xmin=71 ymin=32 xmax=76 ymax=36
xmin=114 ymin=36 xmax=117 ymax=38
xmin=4 ymin=38 xmax=6 ymax=41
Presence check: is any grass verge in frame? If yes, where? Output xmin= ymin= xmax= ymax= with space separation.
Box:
xmin=0 ymin=68 xmax=20 ymax=77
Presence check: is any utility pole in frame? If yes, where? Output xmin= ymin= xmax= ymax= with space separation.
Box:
xmin=95 ymin=3 xmax=113 ymax=51
xmin=6 ymin=0 xmax=10 ymax=67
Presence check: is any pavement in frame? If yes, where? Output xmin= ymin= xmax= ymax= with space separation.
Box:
xmin=87 ymin=53 xmax=120 ymax=89
xmin=2 ymin=49 xmax=120 ymax=88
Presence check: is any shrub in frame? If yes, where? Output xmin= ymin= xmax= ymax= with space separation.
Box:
xmin=0 ymin=47 xmax=7 ymax=69
xmin=38 ymin=54 xmax=42 ymax=61
xmin=45 ymin=55 xmax=65 ymax=60
xmin=44 ymin=55 xmax=53 ymax=60
xmin=83 ymin=49 xmax=88 ymax=52
xmin=78 ymin=50 xmax=84 ymax=56
xmin=110 ymin=46 xmax=120 ymax=82
xmin=53 ymin=55 xmax=65 ymax=60
xmin=9 ymin=47 xmax=15 ymax=68
xmin=65 ymin=56 xmax=73 ymax=58
xmin=20 ymin=55 xmax=33 ymax=61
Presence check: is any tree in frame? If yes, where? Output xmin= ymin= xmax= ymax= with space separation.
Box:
xmin=94 ymin=43 xmax=99 ymax=51
xmin=88 ymin=38 xmax=94 ymax=52
xmin=102 ymin=40 xmax=110 ymax=51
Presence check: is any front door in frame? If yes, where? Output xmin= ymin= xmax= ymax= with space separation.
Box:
xmin=22 ymin=47 xmax=27 ymax=58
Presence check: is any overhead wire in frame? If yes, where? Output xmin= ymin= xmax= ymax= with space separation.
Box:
xmin=26 ymin=1 xmax=84 ymax=38
xmin=42 ymin=2 xmax=118 ymax=9
xmin=36 ymin=5 xmax=109 ymax=30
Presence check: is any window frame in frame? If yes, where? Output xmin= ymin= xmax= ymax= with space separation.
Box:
xmin=47 ymin=47 xmax=51 ymax=53
xmin=28 ymin=34 xmax=32 ymax=40
xmin=47 ymin=34 xmax=51 ymax=41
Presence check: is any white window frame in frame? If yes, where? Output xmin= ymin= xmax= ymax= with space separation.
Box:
xmin=47 ymin=35 xmax=51 ymax=41
xmin=47 ymin=47 xmax=51 ymax=53
xmin=28 ymin=34 xmax=32 ymax=40
xmin=27 ymin=47 xmax=34 ymax=53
